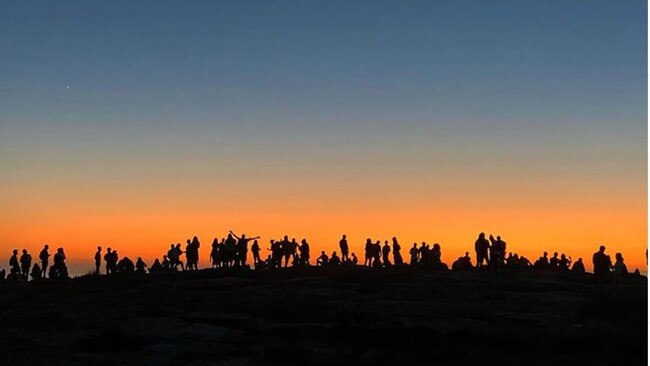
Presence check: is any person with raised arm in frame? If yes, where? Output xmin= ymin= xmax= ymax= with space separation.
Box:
xmin=229 ymin=230 xmax=260 ymax=267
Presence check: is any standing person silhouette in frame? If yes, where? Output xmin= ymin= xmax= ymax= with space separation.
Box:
xmin=382 ymin=241 xmax=391 ymax=266
xmin=94 ymin=246 xmax=102 ymax=275
xmin=392 ymin=237 xmax=403 ymax=266
xmin=192 ymin=236 xmax=200 ymax=268
xmin=339 ymin=235 xmax=349 ymax=262
xmin=224 ymin=234 xmax=236 ymax=267
xmin=558 ymin=254 xmax=571 ymax=271
xmin=210 ymin=238 xmax=220 ymax=268
xmin=251 ymin=240 xmax=261 ymax=268
xmin=409 ymin=243 xmax=419 ymax=266
xmin=52 ymin=247 xmax=68 ymax=278
xmin=488 ymin=235 xmax=506 ymax=270
xmin=280 ymin=235 xmax=291 ymax=267
xmin=364 ymin=239 xmax=373 ymax=266
xmin=9 ymin=249 xmax=20 ymax=277
xmin=474 ymin=233 xmax=490 ymax=269
xmin=39 ymin=245 xmax=51 ymax=278
xmin=19 ymin=249 xmax=32 ymax=278
xmin=104 ymin=247 xmax=115 ymax=275
xmin=373 ymin=240 xmax=382 ymax=267
xmin=592 ymin=245 xmax=611 ymax=281
xmin=612 ymin=253 xmax=628 ymax=289
xmin=299 ymin=239 xmax=311 ymax=265
xmin=229 ymin=230 xmax=260 ymax=267
xmin=184 ymin=239 xmax=195 ymax=271
xmin=172 ymin=243 xmax=184 ymax=271
xmin=289 ymin=238 xmax=299 ymax=264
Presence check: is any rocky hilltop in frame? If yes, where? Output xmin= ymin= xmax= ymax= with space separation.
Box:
xmin=0 ymin=267 xmax=646 ymax=365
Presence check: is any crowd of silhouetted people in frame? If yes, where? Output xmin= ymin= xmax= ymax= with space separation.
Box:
xmin=1 ymin=245 xmax=69 ymax=281
xmin=0 ymin=231 xmax=643 ymax=283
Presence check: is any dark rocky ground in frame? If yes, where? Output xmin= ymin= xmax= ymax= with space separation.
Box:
xmin=0 ymin=267 xmax=646 ymax=366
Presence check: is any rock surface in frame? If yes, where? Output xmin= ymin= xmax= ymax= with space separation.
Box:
xmin=0 ymin=267 xmax=646 ymax=365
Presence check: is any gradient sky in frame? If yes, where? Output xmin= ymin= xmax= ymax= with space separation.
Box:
xmin=0 ymin=1 xmax=647 ymax=274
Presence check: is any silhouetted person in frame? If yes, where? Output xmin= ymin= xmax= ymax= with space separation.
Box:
xmin=39 ymin=245 xmax=50 ymax=278
xmin=612 ymin=253 xmax=628 ymax=289
xmin=176 ymin=243 xmax=185 ymax=270
xmin=558 ymin=254 xmax=571 ymax=271
xmin=330 ymin=251 xmax=341 ymax=266
xmin=251 ymin=240 xmax=261 ymax=268
xmin=150 ymin=258 xmax=163 ymax=273
xmin=351 ymin=253 xmax=358 ymax=265
xmin=392 ymin=237 xmax=403 ymax=266
xmin=185 ymin=237 xmax=200 ymax=271
xmin=51 ymin=247 xmax=68 ymax=279
xmin=299 ymin=239 xmax=310 ymax=265
xmin=534 ymin=252 xmax=549 ymax=270
xmin=230 ymin=231 xmax=260 ymax=267
xmin=516 ymin=254 xmax=532 ymax=268
xmin=162 ymin=255 xmax=171 ymax=270
xmin=263 ymin=254 xmax=273 ymax=269
xmin=30 ymin=263 xmax=42 ymax=280
xmin=612 ymin=253 xmax=628 ymax=276
xmin=94 ymin=246 xmax=102 ymax=275
xmin=409 ymin=243 xmax=419 ymax=266
xmin=452 ymin=252 xmax=473 ymax=271
xmin=549 ymin=252 xmax=559 ymax=269
xmin=135 ymin=257 xmax=147 ymax=274
xmin=117 ymin=256 xmax=135 ymax=273
xmin=317 ymin=251 xmax=329 ymax=266
xmin=364 ymin=239 xmax=373 ymax=266
xmin=19 ymin=249 xmax=32 ymax=278
xmin=280 ymin=235 xmax=292 ymax=267
xmin=339 ymin=235 xmax=349 ymax=262
xmin=474 ymin=233 xmax=490 ymax=269
xmin=488 ymin=234 xmax=506 ymax=269
xmin=104 ymin=247 xmax=117 ymax=275
xmin=210 ymin=238 xmax=220 ymax=268
xmin=418 ymin=242 xmax=429 ymax=266
xmin=191 ymin=236 xmax=200 ymax=268
xmin=372 ymin=240 xmax=382 ymax=267
xmin=571 ymin=257 xmax=585 ymax=273
xmin=270 ymin=240 xmax=281 ymax=269
xmin=289 ymin=238 xmax=299 ymax=264
xmin=431 ymin=243 xmax=443 ymax=269
xmin=592 ymin=245 xmax=611 ymax=280
xmin=223 ymin=234 xmax=237 ymax=267
xmin=382 ymin=241 xmax=391 ymax=266
xmin=9 ymin=249 xmax=20 ymax=277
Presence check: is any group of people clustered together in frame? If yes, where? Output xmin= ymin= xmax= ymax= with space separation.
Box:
xmin=1 ymin=231 xmax=636 ymax=282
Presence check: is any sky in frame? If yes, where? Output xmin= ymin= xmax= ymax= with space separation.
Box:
xmin=0 ymin=0 xmax=647 ymax=274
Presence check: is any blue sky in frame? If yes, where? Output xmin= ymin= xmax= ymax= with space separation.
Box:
xmin=0 ymin=1 xmax=646 ymax=271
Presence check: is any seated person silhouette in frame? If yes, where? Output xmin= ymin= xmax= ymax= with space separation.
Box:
xmin=150 ymin=258 xmax=163 ymax=273
xmin=571 ymin=257 xmax=585 ymax=273
xmin=330 ymin=251 xmax=341 ymax=266
xmin=317 ymin=251 xmax=329 ymax=266
xmin=135 ymin=257 xmax=148 ymax=274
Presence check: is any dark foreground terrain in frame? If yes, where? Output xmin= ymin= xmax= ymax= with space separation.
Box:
xmin=0 ymin=267 xmax=646 ymax=366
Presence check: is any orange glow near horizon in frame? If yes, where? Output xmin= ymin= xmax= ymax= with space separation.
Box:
xmin=1 ymin=179 xmax=646 ymax=274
